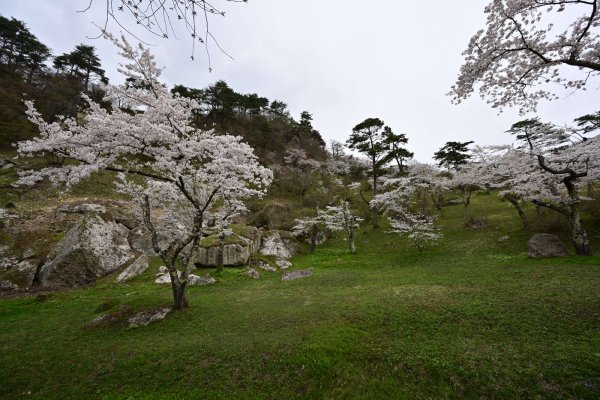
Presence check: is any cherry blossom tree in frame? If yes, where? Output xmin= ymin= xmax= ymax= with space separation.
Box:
xmin=472 ymin=145 xmax=534 ymax=228
xmin=448 ymin=164 xmax=482 ymax=222
xmin=407 ymin=162 xmax=450 ymax=211
xmin=450 ymin=0 xmax=600 ymax=112
xmin=372 ymin=178 xmax=442 ymax=253
xmin=504 ymin=117 xmax=599 ymax=255
xmin=321 ymin=201 xmax=362 ymax=254
xmin=17 ymin=34 xmax=272 ymax=309
xmin=280 ymin=148 xmax=321 ymax=197
xmin=293 ymin=201 xmax=362 ymax=254
xmin=291 ymin=214 xmax=325 ymax=253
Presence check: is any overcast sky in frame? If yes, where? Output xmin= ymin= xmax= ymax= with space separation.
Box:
xmin=2 ymin=0 xmax=598 ymax=162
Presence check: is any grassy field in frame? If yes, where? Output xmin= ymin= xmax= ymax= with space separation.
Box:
xmin=0 ymin=193 xmax=599 ymax=399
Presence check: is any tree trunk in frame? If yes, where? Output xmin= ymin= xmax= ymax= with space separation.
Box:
xmin=431 ymin=194 xmax=442 ymax=210
xmin=348 ymin=228 xmax=356 ymax=254
xmin=309 ymin=224 xmax=318 ymax=253
xmin=506 ymin=195 xmax=530 ymax=229
xmin=172 ymin=283 xmax=188 ymax=310
xmin=569 ymin=209 xmax=592 ymax=256
xmin=167 ymin=263 xmax=188 ymax=310
xmin=565 ymin=183 xmax=592 ymax=256
xmin=372 ymin=165 xmax=379 ymax=228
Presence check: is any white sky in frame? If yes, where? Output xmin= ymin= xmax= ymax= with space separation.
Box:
xmin=2 ymin=0 xmax=598 ymax=162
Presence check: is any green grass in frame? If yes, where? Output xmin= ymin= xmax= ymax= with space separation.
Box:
xmin=0 ymin=194 xmax=599 ymax=399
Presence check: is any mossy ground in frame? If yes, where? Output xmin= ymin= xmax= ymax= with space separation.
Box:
xmin=0 ymin=186 xmax=599 ymax=399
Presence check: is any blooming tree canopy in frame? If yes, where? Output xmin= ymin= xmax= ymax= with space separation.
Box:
xmin=488 ymin=117 xmax=600 ymax=254
xmin=372 ymin=178 xmax=442 ymax=253
xmin=471 ymin=144 xmax=534 ymax=228
xmin=447 ymin=164 xmax=483 ymax=221
xmin=17 ymin=33 xmax=272 ymax=308
xmin=450 ymin=0 xmax=600 ymax=112
xmin=406 ymin=162 xmax=450 ymax=211
xmin=292 ymin=201 xmax=362 ymax=254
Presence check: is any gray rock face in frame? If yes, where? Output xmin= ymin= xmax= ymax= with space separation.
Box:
xmin=0 ymin=257 xmax=40 ymax=289
xmin=131 ymin=226 xmax=158 ymax=256
xmin=260 ymin=230 xmax=299 ymax=259
xmin=154 ymin=271 xmax=176 ymax=284
xmin=187 ymin=274 xmax=216 ymax=286
xmin=196 ymin=242 xmax=251 ymax=267
xmin=154 ymin=271 xmax=216 ymax=286
xmin=253 ymin=260 xmax=277 ymax=272
xmin=528 ymin=234 xmax=568 ymax=258
xmin=39 ymin=213 xmax=135 ymax=287
xmin=55 ymin=203 xmax=107 ymax=220
xmin=156 ymin=266 xmax=168 ymax=275
xmin=116 ymin=255 xmax=149 ymax=283
xmin=276 ymin=259 xmax=292 ymax=270
xmin=245 ymin=268 xmax=260 ymax=279
xmin=128 ymin=308 xmax=171 ymax=327
xmin=281 ymin=270 xmax=313 ymax=282
xmin=195 ymin=227 xmax=261 ymax=267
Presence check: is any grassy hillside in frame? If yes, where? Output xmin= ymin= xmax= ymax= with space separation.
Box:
xmin=0 ymin=193 xmax=599 ymax=399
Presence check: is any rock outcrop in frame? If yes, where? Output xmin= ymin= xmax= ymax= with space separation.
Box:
xmin=128 ymin=308 xmax=171 ymax=327
xmin=154 ymin=269 xmax=216 ymax=286
xmin=245 ymin=268 xmax=260 ymax=279
xmin=194 ymin=226 xmax=261 ymax=267
xmin=116 ymin=255 xmax=149 ymax=283
xmin=528 ymin=234 xmax=568 ymax=258
xmin=1 ymin=199 xmax=290 ymax=290
xmin=259 ymin=230 xmax=299 ymax=259
xmin=187 ymin=274 xmax=216 ymax=286
xmin=39 ymin=213 xmax=135 ymax=287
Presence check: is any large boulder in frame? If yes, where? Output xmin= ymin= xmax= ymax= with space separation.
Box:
xmin=260 ymin=230 xmax=299 ymax=259
xmin=39 ymin=213 xmax=135 ymax=287
xmin=55 ymin=200 xmax=140 ymax=229
xmin=528 ymin=234 xmax=568 ymax=258
xmin=116 ymin=255 xmax=149 ymax=283
xmin=130 ymin=226 xmax=157 ymax=256
xmin=194 ymin=225 xmax=261 ymax=268
xmin=0 ymin=258 xmax=39 ymax=290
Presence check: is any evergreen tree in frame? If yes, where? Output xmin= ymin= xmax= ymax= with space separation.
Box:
xmin=347 ymin=118 xmax=390 ymax=196
xmin=53 ymin=44 xmax=107 ymax=91
xmin=0 ymin=15 xmax=50 ymax=80
xmin=433 ymin=141 xmax=474 ymax=170
xmin=382 ymin=127 xmax=413 ymax=174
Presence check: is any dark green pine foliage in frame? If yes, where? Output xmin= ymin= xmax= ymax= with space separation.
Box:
xmin=574 ymin=111 xmax=600 ymax=136
xmin=172 ymin=81 xmax=327 ymax=163
xmin=433 ymin=140 xmax=474 ymax=170
xmin=295 ymin=111 xmax=326 ymax=148
xmin=53 ymin=44 xmax=107 ymax=91
xmin=382 ymin=126 xmax=413 ymax=174
xmin=0 ymin=15 xmax=51 ymax=82
xmin=346 ymin=118 xmax=390 ymax=196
